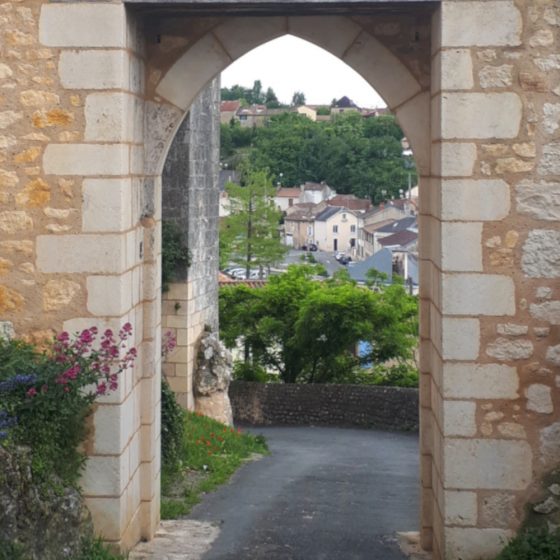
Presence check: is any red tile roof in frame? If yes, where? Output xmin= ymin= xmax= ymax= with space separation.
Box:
xmin=327 ymin=194 xmax=372 ymax=212
xmin=276 ymin=187 xmax=301 ymax=198
xmin=220 ymin=100 xmax=241 ymax=112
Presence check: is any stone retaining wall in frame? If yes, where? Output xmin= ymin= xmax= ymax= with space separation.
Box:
xmin=229 ymin=381 xmax=419 ymax=432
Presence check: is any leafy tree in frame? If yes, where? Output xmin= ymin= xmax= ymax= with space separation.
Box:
xmin=220 ymin=167 xmax=288 ymax=276
xmin=219 ymin=265 xmax=418 ymax=383
xmin=265 ymin=87 xmax=280 ymax=109
xmin=291 ymin=91 xmax=306 ymax=106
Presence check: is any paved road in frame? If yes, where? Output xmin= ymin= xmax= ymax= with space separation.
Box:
xmin=281 ymin=249 xmax=346 ymax=277
xmin=189 ymin=426 xmax=419 ymax=560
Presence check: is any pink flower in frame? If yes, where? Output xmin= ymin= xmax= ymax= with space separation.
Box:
xmin=57 ymin=331 xmax=70 ymax=342
xmin=26 ymin=387 xmax=37 ymax=398
xmin=103 ymin=329 xmax=113 ymax=338
xmin=123 ymin=322 xmax=132 ymax=334
xmin=79 ymin=329 xmax=94 ymax=344
xmin=97 ymin=382 xmax=107 ymax=395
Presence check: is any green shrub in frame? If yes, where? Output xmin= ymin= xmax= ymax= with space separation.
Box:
xmin=162 ymin=220 xmax=191 ymax=291
xmin=0 ymin=539 xmax=25 ymax=560
xmin=232 ymin=361 xmax=269 ymax=382
xmin=369 ymin=363 xmax=419 ymax=388
xmin=161 ymin=378 xmax=186 ymax=476
xmin=495 ymin=528 xmax=560 ymax=560
xmin=0 ymin=326 xmax=136 ymax=487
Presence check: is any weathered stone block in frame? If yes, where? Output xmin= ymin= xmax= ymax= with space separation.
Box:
xmin=442 ymin=274 xmax=515 ymax=316
xmin=37 ymin=234 xmax=127 ymax=274
xmin=522 ymin=230 xmax=560 ymax=278
xmin=441 ymin=180 xmax=510 ymax=221
xmin=444 ymin=439 xmax=532 ymax=490
xmin=441 ymin=318 xmax=480 ymax=360
xmin=440 ymin=93 xmax=522 ymax=139
xmin=43 ymin=144 xmax=129 ymax=176
xmin=43 ymin=279 xmax=81 ymax=312
xmin=443 ymin=364 xmax=518 ymax=400
xmin=486 ymin=338 xmax=534 ymax=361
xmin=443 ymin=401 xmax=477 ymax=437
xmin=445 ymin=528 xmax=513 ymax=560
xmin=441 ymin=1 xmax=522 ymax=47
xmin=516 ymin=180 xmax=560 ymax=221
xmin=444 ymin=491 xmax=477 ymax=526
xmin=479 ymin=65 xmax=513 ymax=88
xmin=40 ymin=3 xmax=126 ymax=48
xmin=87 ymin=272 xmax=133 ymax=317
xmin=82 ymin=178 xmax=132 ymax=232
xmin=539 ymin=142 xmax=560 ymax=176
xmin=525 ymin=384 xmax=553 ymax=414
xmin=58 ymin=50 xmax=128 ymax=90
xmin=434 ymin=49 xmax=474 ymax=91
xmin=441 ymin=223 xmax=482 ymax=272
xmin=432 ymin=142 xmax=477 ymax=177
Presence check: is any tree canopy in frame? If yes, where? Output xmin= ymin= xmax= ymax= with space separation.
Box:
xmin=221 ymin=80 xmax=285 ymax=109
xmin=221 ymin=112 xmax=416 ymax=203
xmin=219 ymin=265 xmax=418 ymax=383
xmin=220 ymin=167 xmax=288 ymax=274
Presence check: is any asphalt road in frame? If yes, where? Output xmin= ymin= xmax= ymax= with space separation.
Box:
xmin=281 ymin=249 xmax=346 ymax=277
xmin=189 ymin=426 xmax=419 ymax=560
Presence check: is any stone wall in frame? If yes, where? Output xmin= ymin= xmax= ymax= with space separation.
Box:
xmin=161 ymin=79 xmax=220 ymax=410
xmin=229 ymin=381 xmax=419 ymax=432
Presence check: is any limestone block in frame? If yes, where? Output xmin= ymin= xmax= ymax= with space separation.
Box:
xmin=445 ymin=528 xmax=513 ymax=560
xmin=530 ymin=29 xmax=554 ymax=47
xmin=157 ymin=34 xmax=231 ymax=111
xmin=92 ymin=395 xmax=135 ymax=456
xmin=497 ymin=423 xmax=526 ymax=439
xmin=0 ymin=286 xmax=24 ymax=314
xmin=522 ymin=230 xmax=560 ymax=278
xmin=441 ymin=223 xmax=482 ymax=272
xmin=442 ymin=274 xmax=515 ymax=316
xmin=441 ymin=179 xmax=510 ymax=221
xmin=539 ymin=142 xmax=560 ymax=176
xmin=546 ymin=345 xmax=560 ymax=366
xmin=444 ymin=491 xmax=477 ymax=526
xmin=43 ymin=278 xmax=81 ymax=311
xmin=85 ymin=496 xmax=127 ymax=541
xmin=535 ymin=55 xmax=560 ymax=72
xmin=87 ymin=273 xmax=133 ymax=317
xmin=516 ymin=180 xmax=560 ymax=221
xmin=440 ymin=1 xmax=522 ymax=47
xmin=19 ymin=90 xmax=59 ymax=107
xmin=486 ymin=338 xmax=534 ymax=361
xmin=85 ymin=92 xmax=138 ymax=142
xmin=0 ymin=211 xmax=32 ymax=233
xmin=59 ymin=50 xmax=129 ymax=90
xmin=440 ymin=93 xmax=521 ymax=139
xmin=433 ymin=49 xmax=474 ymax=91
xmin=15 ymin=178 xmax=50 ymax=207
xmin=40 ymin=3 xmax=126 ymax=48
xmin=443 ymin=364 xmax=518 ymax=400
xmin=0 ymin=63 xmax=13 ymax=79
xmin=0 ymin=110 xmax=22 ymax=129
xmin=432 ymin=142 xmax=477 ymax=177
xmin=441 ymin=318 xmax=480 ymax=360
xmin=525 ymin=384 xmax=553 ymax=414
xmin=81 ymin=453 xmax=129 ymax=497
xmin=529 ymin=301 xmax=560 ymax=326
xmin=443 ymin=401 xmax=477 ymax=437
xmin=214 ymin=17 xmax=287 ymax=60
xmin=544 ymin=103 xmax=560 ymax=135
xmin=0 ymin=169 xmax=18 ymax=188
xmin=444 ymin=439 xmax=532 ymax=490
xmin=43 ymin=144 xmax=129 ymax=176
xmin=479 ymin=65 xmax=513 ymax=89
xmin=82 ymin=178 xmax=132 ymax=232
xmin=495 ymin=158 xmax=534 ymax=174
xmin=343 ymin=32 xmax=422 ymax=109
xmin=540 ymin=422 xmax=560 ymax=468
xmin=497 ymin=324 xmax=528 ymax=336
xmin=37 ymin=234 xmax=127 ymax=274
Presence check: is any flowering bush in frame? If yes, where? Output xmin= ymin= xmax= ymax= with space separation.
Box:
xmin=0 ymin=324 xmax=136 ymax=487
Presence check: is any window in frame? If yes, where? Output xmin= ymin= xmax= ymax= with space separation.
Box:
xmin=288 ymin=198 xmax=293 ymax=207
xmin=350 ymin=225 xmax=356 ymax=233
xmin=333 ymin=225 xmax=338 ymax=233
xmin=307 ymin=226 xmax=313 ymax=236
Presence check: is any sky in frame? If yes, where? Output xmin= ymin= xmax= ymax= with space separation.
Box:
xmin=221 ymin=35 xmax=386 ymax=109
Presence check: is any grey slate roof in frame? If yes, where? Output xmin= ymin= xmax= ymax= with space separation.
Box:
xmin=348 ymin=248 xmax=393 ymax=283
xmin=376 ymin=216 xmax=417 ymax=233
xmin=315 ymin=206 xmax=340 ymax=221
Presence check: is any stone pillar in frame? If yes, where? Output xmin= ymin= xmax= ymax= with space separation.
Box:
xmin=430 ymin=1 xmax=559 ymax=558
xmin=161 ymin=78 xmax=221 ymax=410
xmin=35 ymin=3 xmax=158 ymax=549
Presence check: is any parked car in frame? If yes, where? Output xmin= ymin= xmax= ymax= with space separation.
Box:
xmin=302 ymin=243 xmax=318 ymax=252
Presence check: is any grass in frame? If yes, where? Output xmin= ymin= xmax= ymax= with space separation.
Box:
xmin=161 ymin=411 xmax=268 ymax=519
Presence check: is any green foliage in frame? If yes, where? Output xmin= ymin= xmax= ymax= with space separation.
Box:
xmin=221 ymin=80 xmax=284 ymax=109
xmin=220 ymin=167 xmax=288 ymax=273
xmin=219 ymin=265 xmax=418 ymax=384
xmin=161 ymin=379 xmax=186 ymax=477
xmin=495 ymin=528 xmax=560 ymax=560
xmin=162 ymin=220 xmax=191 ymax=291
xmin=161 ymin=411 xmax=268 ymax=518
xmin=220 ymin=112 xmax=416 ymax=202
xmin=0 ymin=327 xmax=135 ymax=488
xmin=291 ymin=91 xmax=306 ymax=106
xmin=76 ymin=537 xmax=126 ymax=560
xmin=367 ymin=363 xmax=419 ymax=387
xmin=232 ymin=361 xmax=269 ymax=382
xmin=0 ymin=539 xmax=25 ymax=560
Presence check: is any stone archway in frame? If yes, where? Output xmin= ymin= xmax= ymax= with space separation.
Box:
xmin=1 ymin=1 xmax=556 ymax=558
